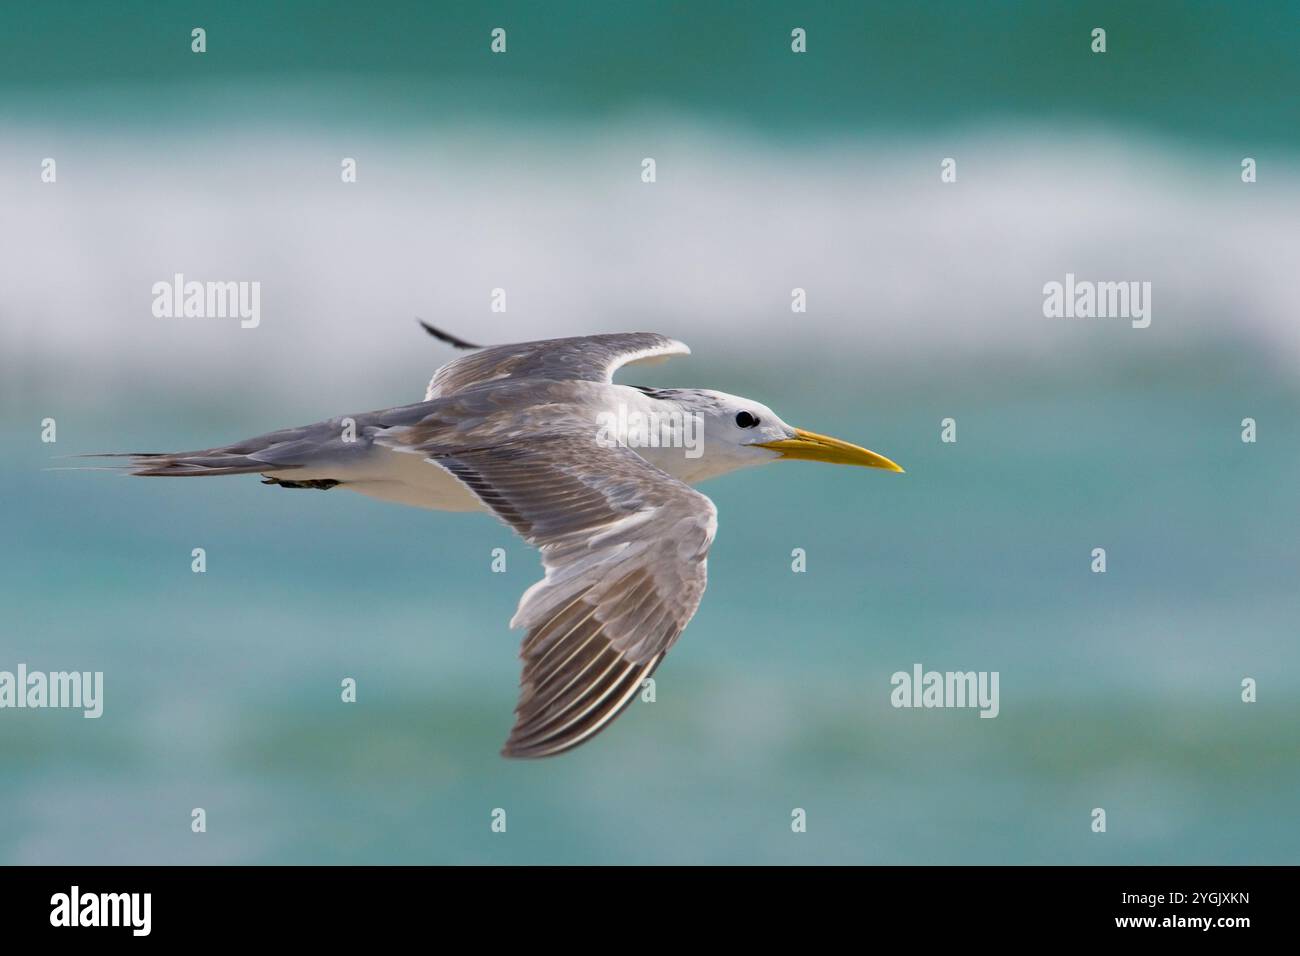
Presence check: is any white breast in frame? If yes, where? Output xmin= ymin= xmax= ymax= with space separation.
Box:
xmin=266 ymin=446 xmax=486 ymax=512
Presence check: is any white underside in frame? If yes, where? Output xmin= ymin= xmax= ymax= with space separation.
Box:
xmin=265 ymin=447 xmax=486 ymax=512
xmin=268 ymin=445 xmax=735 ymax=512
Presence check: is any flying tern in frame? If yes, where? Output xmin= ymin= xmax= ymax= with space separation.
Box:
xmin=102 ymin=327 xmax=903 ymax=757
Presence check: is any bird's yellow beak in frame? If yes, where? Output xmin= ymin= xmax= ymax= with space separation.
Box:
xmin=756 ymin=428 xmax=904 ymax=472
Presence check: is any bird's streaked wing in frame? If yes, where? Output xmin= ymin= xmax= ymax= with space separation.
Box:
xmin=423 ymin=428 xmax=717 ymax=758
xmin=424 ymin=332 xmax=689 ymax=400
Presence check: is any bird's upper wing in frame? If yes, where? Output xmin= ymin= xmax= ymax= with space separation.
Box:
xmin=413 ymin=425 xmax=717 ymax=758
xmin=424 ymin=332 xmax=689 ymax=400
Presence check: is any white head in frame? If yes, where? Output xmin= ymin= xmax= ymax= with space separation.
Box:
xmin=631 ymin=387 xmax=904 ymax=484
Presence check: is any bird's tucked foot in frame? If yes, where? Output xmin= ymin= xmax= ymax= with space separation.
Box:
xmin=260 ymin=476 xmax=341 ymax=490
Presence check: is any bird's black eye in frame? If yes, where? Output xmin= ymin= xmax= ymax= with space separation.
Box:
xmin=735 ymin=411 xmax=760 ymax=428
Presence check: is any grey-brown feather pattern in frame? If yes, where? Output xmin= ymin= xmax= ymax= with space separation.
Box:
xmin=418 ymin=427 xmax=717 ymax=758
xmin=107 ymin=332 xmax=709 ymax=759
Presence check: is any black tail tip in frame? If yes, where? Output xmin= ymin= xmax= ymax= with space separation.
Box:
xmin=416 ymin=318 xmax=482 ymax=350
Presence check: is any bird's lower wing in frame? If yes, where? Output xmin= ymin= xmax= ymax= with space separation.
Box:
xmin=422 ymin=430 xmax=717 ymax=758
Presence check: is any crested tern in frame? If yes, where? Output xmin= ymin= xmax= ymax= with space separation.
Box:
xmin=102 ymin=327 xmax=903 ymax=757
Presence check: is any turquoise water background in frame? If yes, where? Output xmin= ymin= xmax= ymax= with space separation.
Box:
xmin=4 ymin=352 xmax=1297 ymax=864
xmin=1 ymin=1 xmax=1297 ymax=864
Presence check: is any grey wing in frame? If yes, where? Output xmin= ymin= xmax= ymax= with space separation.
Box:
xmin=422 ymin=430 xmax=717 ymax=758
xmin=424 ymin=332 xmax=689 ymax=399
